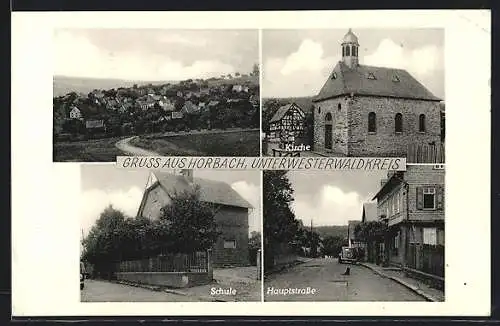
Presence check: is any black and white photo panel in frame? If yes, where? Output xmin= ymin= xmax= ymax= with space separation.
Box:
xmin=263 ymin=165 xmax=445 ymax=302
xmin=79 ymin=165 xmax=262 ymax=302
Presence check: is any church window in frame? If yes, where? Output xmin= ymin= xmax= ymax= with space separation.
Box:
xmin=338 ymin=103 xmax=342 ymax=111
xmin=368 ymin=112 xmax=376 ymax=133
xmin=395 ymin=113 xmax=403 ymax=133
xmin=419 ymin=114 xmax=426 ymax=132
xmin=325 ymin=112 xmax=332 ymax=122
xmin=367 ymin=72 xmax=376 ymax=80
xmin=342 ymin=46 xmax=345 ymax=56
xmin=392 ymin=75 xmax=400 ymax=82
xmin=346 ymin=45 xmax=350 ymax=56
xmin=318 ymin=107 xmax=321 ymax=114
xmin=353 ymin=46 xmax=357 ymax=56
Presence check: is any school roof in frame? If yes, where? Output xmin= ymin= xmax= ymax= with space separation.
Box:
xmin=148 ymin=171 xmax=253 ymax=209
xmin=314 ymin=61 xmax=441 ymax=102
xmin=270 ymin=103 xmax=305 ymax=123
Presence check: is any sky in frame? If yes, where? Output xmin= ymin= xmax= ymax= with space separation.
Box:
xmin=54 ymin=29 xmax=258 ymax=81
xmin=286 ymin=170 xmax=388 ymax=227
xmin=80 ymin=166 xmax=261 ymax=236
xmin=262 ymin=28 xmax=445 ymax=99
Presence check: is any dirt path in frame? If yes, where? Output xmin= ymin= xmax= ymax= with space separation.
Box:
xmin=115 ymin=136 xmax=160 ymax=156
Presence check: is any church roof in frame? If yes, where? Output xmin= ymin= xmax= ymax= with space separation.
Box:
xmin=313 ymin=61 xmax=441 ymax=102
xmin=269 ymin=102 xmax=304 ymax=123
xmin=148 ymin=171 xmax=253 ymax=209
xmin=342 ymin=28 xmax=359 ymax=44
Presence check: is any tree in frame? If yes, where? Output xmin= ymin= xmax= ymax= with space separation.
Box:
xmin=158 ymin=185 xmax=220 ymax=253
xmin=321 ymin=236 xmax=345 ymax=257
xmin=249 ymin=231 xmax=261 ymax=251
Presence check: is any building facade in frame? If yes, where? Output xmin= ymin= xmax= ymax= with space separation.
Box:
xmin=373 ymin=165 xmax=445 ymax=280
xmin=136 ymin=170 xmax=252 ymax=267
xmin=268 ymin=102 xmax=306 ymax=143
xmin=312 ymin=29 xmax=442 ymax=158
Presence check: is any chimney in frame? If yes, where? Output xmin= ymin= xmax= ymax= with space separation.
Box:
xmin=180 ymin=169 xmax=194 ymax=183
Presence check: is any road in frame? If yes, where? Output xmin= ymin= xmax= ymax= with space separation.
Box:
xmin=115 ymin=136 xmax=160 ymax=156
xmin=264 ymin=258 xmax=425 ymax=301
xmin=80 ymin=279 xmax=209 ymax=302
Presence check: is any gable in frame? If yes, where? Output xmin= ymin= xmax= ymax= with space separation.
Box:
xmin=137 ymin=183 xmax=172 ymax=220
xmin=270 ymin=103 xmax=305 ymax=123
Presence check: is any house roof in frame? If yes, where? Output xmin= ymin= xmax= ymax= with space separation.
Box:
xmin=362 ymin=202 xmax=378 ymax=222
xmin=313 ymin=61 xmax=441 ymax=102
xmin=372 ymin=171 xmax=405 ymax=201
xmin=150 ymin=171 xmax=253 ymax=209
xmin=270 ymin=103 xmax=305 ymax=123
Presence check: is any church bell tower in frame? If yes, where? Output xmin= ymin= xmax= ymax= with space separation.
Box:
xmin=342 ymin=28 xmax=359 ymax=69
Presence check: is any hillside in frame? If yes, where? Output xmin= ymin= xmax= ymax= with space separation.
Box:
xmin=314 ymin=225 xmax=349 ymax=240
xmin=53 ymin=76 xmax=178 ymax=97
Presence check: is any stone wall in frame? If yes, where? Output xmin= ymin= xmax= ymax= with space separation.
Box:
xmin=347 ymin=96 xmax=442 ymax=156
xmin=312 ymin=97 xmax=349 ymax=155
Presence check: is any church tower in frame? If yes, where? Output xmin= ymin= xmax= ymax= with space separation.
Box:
xmin=341 ymin=28 xmax=359 ymax=69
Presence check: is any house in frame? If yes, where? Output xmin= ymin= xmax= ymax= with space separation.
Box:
xmin=347 ymin=220 xmax=361 ymax=247
xmin=232 ymin=85 xmax=244 ymax=92
xmin=312 ymin=29 xmax=442 ymax=157
xmin=171 ymin=111 xmax=184 ymax=120
xmin=198 ymin=102 xmax=207 ymax=111
xmin=208 ymin=100 xmax=220 ymax=108
xmin=372 ymin=165 xmax=445 ymax=280
xmin=136 ymin=170 xmax=252 ymax=267
xmin=159 ymin=97 xmax=175 ymax=112
xmin=268 ymin=102 xmax=306 ymax=143
xmin=182 ymin=101 xmax=200 ymax=115
xmin=69 ymin=106 xmax=83 ymax=120
xmin=85 ymin=119 xmax=106 ymax=132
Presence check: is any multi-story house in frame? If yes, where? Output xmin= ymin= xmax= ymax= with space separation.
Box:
xmin=372 ymin=165 xmax=445 ymax=281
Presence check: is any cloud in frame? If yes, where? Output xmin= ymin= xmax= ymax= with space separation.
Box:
xmin=263 ymin=37 xmax=443 ymax=99
xmin=80 ymin=187 xmax=143 ymax=235
xmin=364 ymin=38 xmax=442 ymax=80
xmin=263 ymin=39 xmax=338 ymax=97
xmin=54 ymin=31 xmax=236 ymax=80
xmin=291 ymin=185 xmax=371 ymax=226
xmin=231 ymin=181 xmax=261 ymax=233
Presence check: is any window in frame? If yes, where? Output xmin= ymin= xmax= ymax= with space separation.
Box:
xmin=423 ymin=228 xmax=437 ymax=245
xmin=325 ymin=112 xmax=332 ymax=122
xmin=368 ymin=112 xmax=376 ymax=132
xmin=223 ymin=240 xmax=236 ymax=249
xmin=395 ymin=113 xmax=403 ymax=133
xmin=353 ymin=46 xmax=357 ymax=56
xmin=423 ymin=187 xmax=436 ymax=209
xmin=318 ymin=107 xmax=321 ymax=114
xmin=392 ymin=75 xmax=400 ymax=82
xmin=342 ymin=46 xmax=345 ymax=57
xmin=345 ymin=45 xmax=350 ymax=56
xmin=367 ymin=72 xmax=376 ymax=80
xmin=394 ymin=232 xmax=400 ymax=249
xmin=419 ymin=114 xmax=426 ymax=132
xmin=338 ymin=103 xmax=342 ymax=111
xmin=331 ymin=72 xmax=337 ymax=79
xmin=395 ymin=192 xmax=400 ymax=213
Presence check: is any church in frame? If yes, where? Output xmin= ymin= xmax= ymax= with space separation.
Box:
xmin=313 ymin=29 xmax=443 ymax=157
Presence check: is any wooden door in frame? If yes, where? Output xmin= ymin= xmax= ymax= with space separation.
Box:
xmin=325 ymin=125 xmax=333 ymax=150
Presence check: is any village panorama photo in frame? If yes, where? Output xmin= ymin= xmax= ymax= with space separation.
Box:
xmin=53 ymin=29 xmax=260 ymax=162
xmin=261 ymin=28 xmax=445 ymax=164
xmin=79 ymin=166 xmax=262 ymax=302
xmin=263 ymin=166 xmax=445 ymax=302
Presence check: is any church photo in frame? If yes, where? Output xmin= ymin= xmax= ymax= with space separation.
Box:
xmin=261 ymin=28 xmax=445 ymax=162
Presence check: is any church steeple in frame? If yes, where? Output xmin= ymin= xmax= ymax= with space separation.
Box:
xmin=342 ymin=28 xmax=359 ymax=69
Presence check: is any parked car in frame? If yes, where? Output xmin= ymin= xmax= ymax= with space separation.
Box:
xmin=80 ymin=262 xmax=86 ymax=290
xmin=338 ymin=246 xmax=359 ymax=264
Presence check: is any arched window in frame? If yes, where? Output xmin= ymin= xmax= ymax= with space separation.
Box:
xmin=318 ymin=107 xmax=321 ymax=114
xmin=342 ymin=46 xmax=345 ymax=57
xmin=419 ymin=114 xmax=426 ymax=132
xmin=325 ymin=112 xmax=332 ymax=122
xmin=345 ymin=45 xmax=350 ymax=56
xmin=338 ymin=103 xmax=342 ymax=111
xmin=395 ymin=113 xmax=403 ymax=133
xmin=353 ymin=46 xmax=357 ymax=56
xmin=368 ymin=112 xmax=376 ymax=133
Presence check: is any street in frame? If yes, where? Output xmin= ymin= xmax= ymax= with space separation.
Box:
xmin=264 ymin=258 xmax=425 ymax=301
xmin=80 ymin=279 xmax=209 ymax=302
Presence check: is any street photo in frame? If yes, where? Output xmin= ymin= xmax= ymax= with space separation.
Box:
xmin=261 ymin=28 xmax=445 ymax=163
xmin=263 ymin=166 xmax=445 ymax=301
xmin=80 ymin=166 xmax=262 ymax=302
xmin=53 ymin=29 xmax=260 ymax=162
